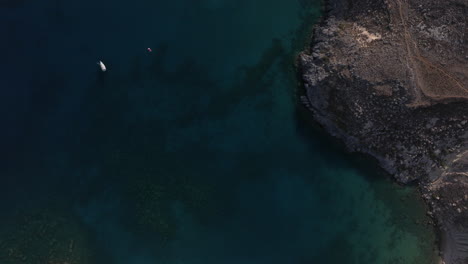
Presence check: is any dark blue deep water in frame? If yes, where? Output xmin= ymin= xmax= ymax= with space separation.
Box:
xmin=0 ymin=0 xmax=438 ymax=263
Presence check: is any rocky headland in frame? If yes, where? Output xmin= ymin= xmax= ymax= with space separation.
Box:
xmin=299 ymin=0 xmax=468 ymax=263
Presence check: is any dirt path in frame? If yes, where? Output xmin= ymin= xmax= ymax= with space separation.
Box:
xmin=394 ymin=0 xmax=467 ymax=102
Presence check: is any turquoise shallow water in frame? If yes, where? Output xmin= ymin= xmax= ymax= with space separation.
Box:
xmin=0 ymin=0 xmax=438 ymax=263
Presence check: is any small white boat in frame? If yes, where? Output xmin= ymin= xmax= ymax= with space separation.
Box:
xmin=97 ymin=60 xmax=106 ymax=72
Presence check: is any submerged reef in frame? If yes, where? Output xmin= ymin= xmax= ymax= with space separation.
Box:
xmin=299 ymin=0 xmax=468 ymax=263
xmin=124 ymin=174 xmax=214 ymax=243
xmin=127 ymin=176 xmax=177 ymax=242
xmin=0 ymin=209 xmax=96 ymax=264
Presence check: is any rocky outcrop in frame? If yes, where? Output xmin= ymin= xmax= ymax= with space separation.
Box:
xmin=299 ymin=0 xmax=468 ymax=263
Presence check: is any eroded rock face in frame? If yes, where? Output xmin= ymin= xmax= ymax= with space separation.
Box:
xmin=300 ymin=0 xmax=468 ymax=263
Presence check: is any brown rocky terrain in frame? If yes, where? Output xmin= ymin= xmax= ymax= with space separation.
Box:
xmin=299 ymin=0 xmax=468 ymax=263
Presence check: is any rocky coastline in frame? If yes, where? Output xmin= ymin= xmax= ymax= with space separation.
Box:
xmin=299 ymin=0 xmax=468 ymax=263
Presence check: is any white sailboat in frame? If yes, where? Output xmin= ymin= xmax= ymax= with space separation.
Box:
xmin=97 ymin=60 xmax=107 ymax=72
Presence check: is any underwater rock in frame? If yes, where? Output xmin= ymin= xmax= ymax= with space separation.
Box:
xmin=0 ymin=209 xmax=96 ymax=264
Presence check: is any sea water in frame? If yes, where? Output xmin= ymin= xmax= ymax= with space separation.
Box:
xmin=0 ymin=0 xmax=438 ymax=263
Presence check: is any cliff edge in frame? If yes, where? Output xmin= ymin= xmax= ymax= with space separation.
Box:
xmin=299 ymin=0 xmax=468 ymax=263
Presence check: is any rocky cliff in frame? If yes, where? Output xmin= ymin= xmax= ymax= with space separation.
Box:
xmin=299 ymin=0 xmax=468 ymax=263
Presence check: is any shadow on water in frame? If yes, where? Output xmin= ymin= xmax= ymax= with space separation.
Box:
xmin=294 ymin=101 xmax=392 ymax=183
